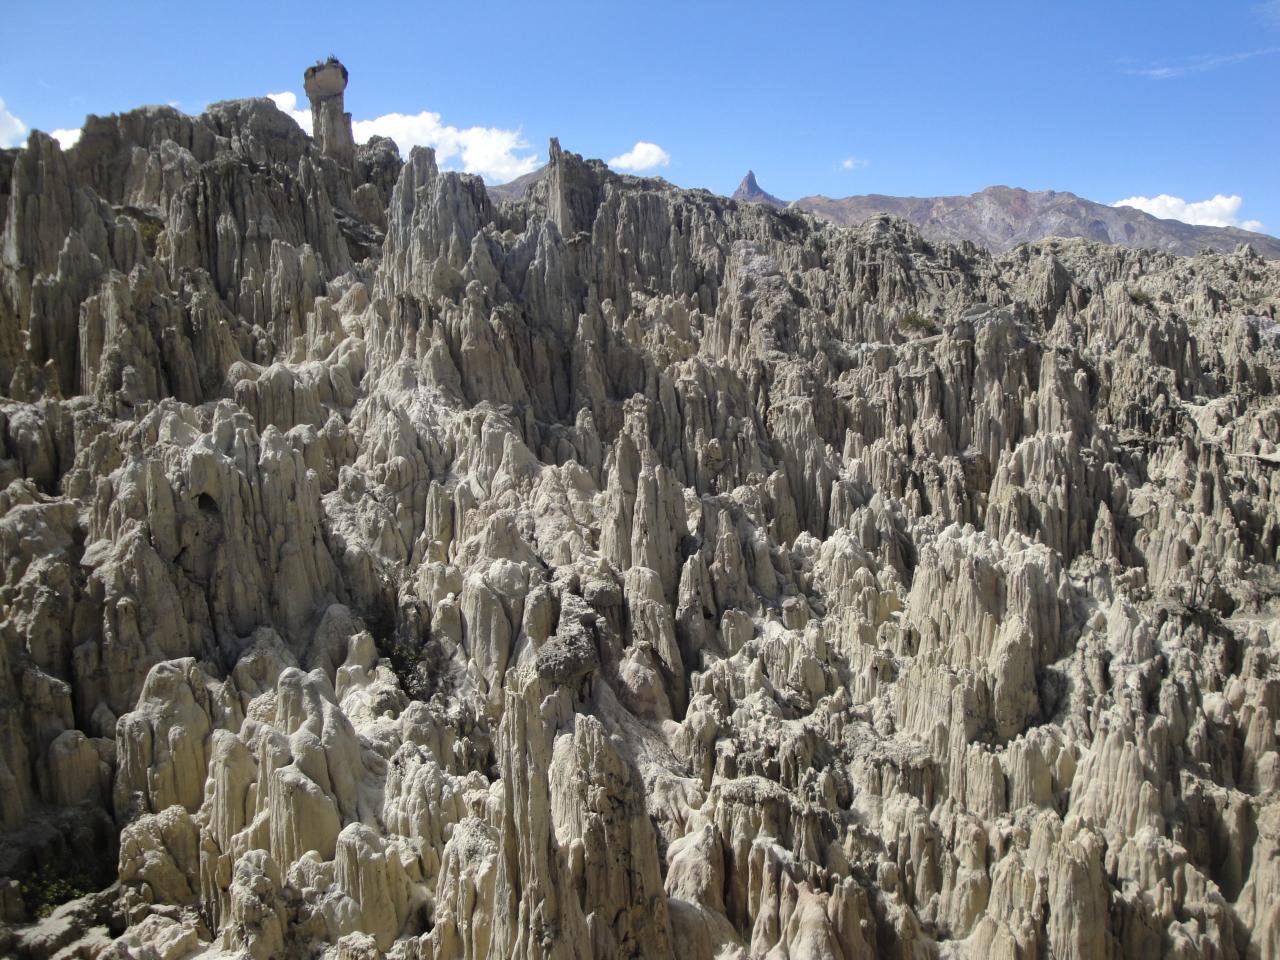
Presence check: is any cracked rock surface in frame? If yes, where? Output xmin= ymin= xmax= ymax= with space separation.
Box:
xmin=2 ymin=61 xmax=1280 ymax=959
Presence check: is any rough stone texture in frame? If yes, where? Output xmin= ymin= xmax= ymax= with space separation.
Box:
xmin=2 ymin=60 xmax=1280 ymax=960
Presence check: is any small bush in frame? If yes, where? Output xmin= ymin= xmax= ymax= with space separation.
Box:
xmin=1128 ymin=289 xmax=1154 ymax=308
xmin=137 ymin=220 xmax=163 ymax=257
xmin=899 ymin=310 xmax=939 ymax=336
xmin=370 ymin=600 xmax=450 ymax=703
xmin=386 ymin=632 xmax=448 ymax=702
xmin=20 ymin=863 xmax=96 ymax=919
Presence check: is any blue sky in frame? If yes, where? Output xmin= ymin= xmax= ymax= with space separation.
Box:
xmin=2 ymin=0 xmax=1278 ymax=232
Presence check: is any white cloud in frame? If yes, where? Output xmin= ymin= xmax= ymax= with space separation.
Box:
xmin=840 ymin=156 xmax=870 ymax=171
xmin=0 ymin=97 xmax=79 ymax=151
xmin=51 ymin=127 xmax=81 ymax=149
xmin=268 ymin=91 xmax=537 ymax=183
xmin=268 ymin=91 xmax=312 ymax=133
xmin=608 ymin=141 xmax=671 ymax=172
xmin=0 ymin=97 xmax=28 ymax=148
xmin=1113 ymin=193 xmax=1265 ymax=232
xmin=353 ymin=112 xmax=538 ymax=182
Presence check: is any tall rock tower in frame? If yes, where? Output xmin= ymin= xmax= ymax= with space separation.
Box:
xmin=304 ymin=57 xmax=355 ymax=169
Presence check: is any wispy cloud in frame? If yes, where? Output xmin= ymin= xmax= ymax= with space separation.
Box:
xmin=839 ymin=156 xmax=870 ymax=171
xmin=1257 ymin=1 xmax=1280 ymax=26
xmin=269 ymin=90 xmax=539 ymax=184
xmin=1113 ymin=193 xmax=1264 ymax=232
xmin=1126 ymin=46 xmax=1280 ymax=79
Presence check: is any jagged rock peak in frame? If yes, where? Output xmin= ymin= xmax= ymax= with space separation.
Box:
xmin=732 ymin=168 xmax=783 ymax=206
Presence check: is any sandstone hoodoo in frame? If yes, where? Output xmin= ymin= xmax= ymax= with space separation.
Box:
xmin=1 ymin=58 xmax=1280 ymax=960
xmin=304 ymin=56 xmax=356 ymax=170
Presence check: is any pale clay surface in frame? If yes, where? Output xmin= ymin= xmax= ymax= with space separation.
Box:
xmin=1 ymin=62 xmax=1280 ymax=959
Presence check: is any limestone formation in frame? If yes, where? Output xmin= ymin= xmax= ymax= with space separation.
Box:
xmin=2 ymin=57 xmax=1280 ymax=960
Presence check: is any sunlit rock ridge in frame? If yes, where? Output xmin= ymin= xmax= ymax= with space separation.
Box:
xmin=2 ymin=58 xmax=1280 ymax=960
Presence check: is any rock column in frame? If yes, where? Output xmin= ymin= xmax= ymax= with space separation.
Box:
xmin=303 ymin=58 xmax=355 ymax=169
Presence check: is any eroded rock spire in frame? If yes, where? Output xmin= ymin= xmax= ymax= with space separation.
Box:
xmin=304 ymin=56 xmax=355 ymax=169
xmin=731 ymin=169 xmax=783 ymax=207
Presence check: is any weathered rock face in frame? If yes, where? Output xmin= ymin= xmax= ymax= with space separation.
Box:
xmin=2 ymin=61 xmax=1280 ymax=960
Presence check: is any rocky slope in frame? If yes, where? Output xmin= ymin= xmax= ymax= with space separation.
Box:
xmin=785 ymin=183 xmax=1280 ymax=259
xmin=1 ymin=60 xmax=1280 ymax=960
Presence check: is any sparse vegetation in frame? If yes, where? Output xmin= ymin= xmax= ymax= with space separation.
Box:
xmin=370 ymin=601 xmax=450 ymax=703
xmin=1179 ymin=552 xmax=1231 ymax=616
xmin=20 ymin=863 xmax=96 ymax=919
xmin=138 ymin=220 xmax=163 ymax=257
xmin=385 ymin=631 xmax=448 ymax=702
xmin=309 ymin=54 xmax=349 ymax=82
xmin=899 ymin=310 xmax=939 ymax=336
xmin=1128 ymin=289 xmax=1154 ymax=308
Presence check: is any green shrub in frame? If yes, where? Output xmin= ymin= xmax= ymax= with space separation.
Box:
xmin=899 ymin=310 xmax=939 ymax=336
xmin=385 ymin=632 xmax=448 ymax=702
xmin=20 ymin=863 xmax=95 ymax=919
xmin=137 ymin=219 xmax=163 ymax=257
xmin=368 ymin=602 xmax=450 ymax=703
xmin=1128 ymin=289 xmax=1154 ymax=308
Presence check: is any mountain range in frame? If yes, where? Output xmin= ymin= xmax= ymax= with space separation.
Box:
xmin=732 ymin=172 xmax=1280 ymax=258
xmin=494 ymin=165 xmax=1280 ymax=259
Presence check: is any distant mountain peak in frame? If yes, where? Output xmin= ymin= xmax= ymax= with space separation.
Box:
xmin=733 ymin=170 xmax=783 ymax=207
